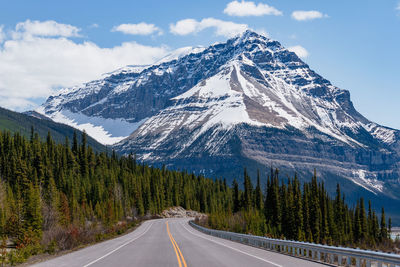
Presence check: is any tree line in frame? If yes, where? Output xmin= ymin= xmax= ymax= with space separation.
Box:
xmin=205 ymin=169 xmax=396 ymax=251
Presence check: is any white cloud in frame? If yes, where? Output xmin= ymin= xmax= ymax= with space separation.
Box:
xmin=397 ymin=2 xmax=400 ymax=11
xmin=13 ymin=20 xmax=81 ymax=38
xmin=291 ymin=10 xmax=328 ymax=21
xmin=170 ymin=19 xmax=198 ymax=36
xmin=170 ymin=18 xmax=248 ymax=38
xmin=112 ymin=22 xmax=162 ymax=36
xmin=0 ymin=97 xmax=36 ymax=111
xmin=288 ymin=45 xmax=309 ymax=58
xmin=224 ymin=0 xmax=282 ymax=16
xmin=0 ymin=21 xmax=169 ymax=111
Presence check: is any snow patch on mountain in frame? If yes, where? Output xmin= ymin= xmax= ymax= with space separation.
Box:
xmin=174 ymin=64 xmax=266 ymax=130
xmin=36 ymin=107 xmax=147 ymax=145
xmin=351 ymin=169 xmax=384 ymax=194
xmin=364 ymin=123 xmax=396 ymax=144
xmin=155 ymin=46 xmax=205 ymax=64
xmin=102 ymin=65 xmax=149 ymax=77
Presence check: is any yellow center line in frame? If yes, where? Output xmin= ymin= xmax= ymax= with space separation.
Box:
xmin=167 ymin=222 xmax=182 ymax=267
xmin=166 ymin=221 xmax=187 ymax=267
xmin=171 ymin=229 xmax=187 ymax=267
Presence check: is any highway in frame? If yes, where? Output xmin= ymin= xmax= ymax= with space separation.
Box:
xmin=32 ymin=218 xmax=325 ymax=267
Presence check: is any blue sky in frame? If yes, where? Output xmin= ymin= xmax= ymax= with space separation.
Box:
xmin=0 ymin=0 xmax=399 ymax=129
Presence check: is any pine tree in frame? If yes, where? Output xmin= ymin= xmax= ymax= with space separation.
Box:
xmin=380 ymin=207 xmax=387 ymax=241
xmin=367 ymin=200 xmax=373 ymax=239
xmin=359 ymin=198 xmax=368 ymax=241
xmin=72 ymin=131 xmax=78 ymax=155
xmin=310 ymin=171 xmax=321 ymax=243
xmin=294 ymin=175 xmax=304 ymax=241
xmin=24 ymin=182 xmax=43 ymax=238
xmin=242 ymin=168 xmax=253 ymax=211
xmin=254 ymin=170 xmax=263 ymax=211
xmin=232 ymin=179 xmax=240 ymax=213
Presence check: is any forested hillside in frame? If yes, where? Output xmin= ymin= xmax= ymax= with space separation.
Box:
xmin=203 ymin=169 xmax=398 ymax=251
xmin=0 ymin=107 xmax=105 ymax=152
xmin=0 ymin=129 xmax=231 ymax=264
xmin=0 ymin=129 xmax=397 ymax=264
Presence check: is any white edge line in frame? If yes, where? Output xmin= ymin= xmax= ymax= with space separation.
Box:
xmin=181 ymin=221 xmax=283 ymax=267
xmin=83 ymin=222 xmax=154 ymax=267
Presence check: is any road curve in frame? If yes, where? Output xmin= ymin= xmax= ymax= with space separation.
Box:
xmin=32 ymin=218 xmax=325 ymax=267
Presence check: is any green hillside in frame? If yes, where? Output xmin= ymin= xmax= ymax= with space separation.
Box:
xmin=0 ymin=106 xmax=106 ymax=152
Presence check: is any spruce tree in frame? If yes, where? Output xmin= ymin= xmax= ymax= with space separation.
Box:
xmin=232 ymin=179 xmax=240 ymax=213
xmin=242 ymin=168 xmax=253 ymax=211
xmin=380 ymin=207 xmax=387 ymax=241
xmin=254 ymin=171 xmax=263 ymax=211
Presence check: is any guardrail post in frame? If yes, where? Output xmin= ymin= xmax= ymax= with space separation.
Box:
xmin=292 ymin=247 xmax=296 ymax=256
xmin=346 ymin=256 xmax=351 ymax=267
xmin=338 ymin=255 xmax=342 ymax=266
xmin=317 ymin=251 xmax=321 ymax=261
xmin=355 ymin=257 xmax=360 ymax=267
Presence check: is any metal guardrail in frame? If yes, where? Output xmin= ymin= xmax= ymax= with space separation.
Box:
xmin=189 ymin=221 xmax=400 ymax=267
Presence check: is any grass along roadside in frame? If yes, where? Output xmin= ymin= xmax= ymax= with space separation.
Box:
xmin=15 ymin=218 xmax=146 ymax=266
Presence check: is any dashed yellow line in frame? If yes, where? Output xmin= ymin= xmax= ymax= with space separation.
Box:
xmin=166 ymin=221 xmax=187 ymax=267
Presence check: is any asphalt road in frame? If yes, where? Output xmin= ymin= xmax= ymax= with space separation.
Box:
xmin=32 ymin=218 xmax=325 ymax=267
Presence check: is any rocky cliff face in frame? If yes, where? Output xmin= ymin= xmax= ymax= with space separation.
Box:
xmin=38 ymin=30 xmax=400 ymax=204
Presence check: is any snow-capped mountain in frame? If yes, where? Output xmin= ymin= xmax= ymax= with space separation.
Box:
xmin=38 ymin=30 xmax=400 ymax=201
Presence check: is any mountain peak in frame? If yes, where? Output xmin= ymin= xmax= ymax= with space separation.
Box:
xmin=234 ymin=30 xmax=266 ymax=41
xmin=231 ymin=29 xmax=271 ymax=46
